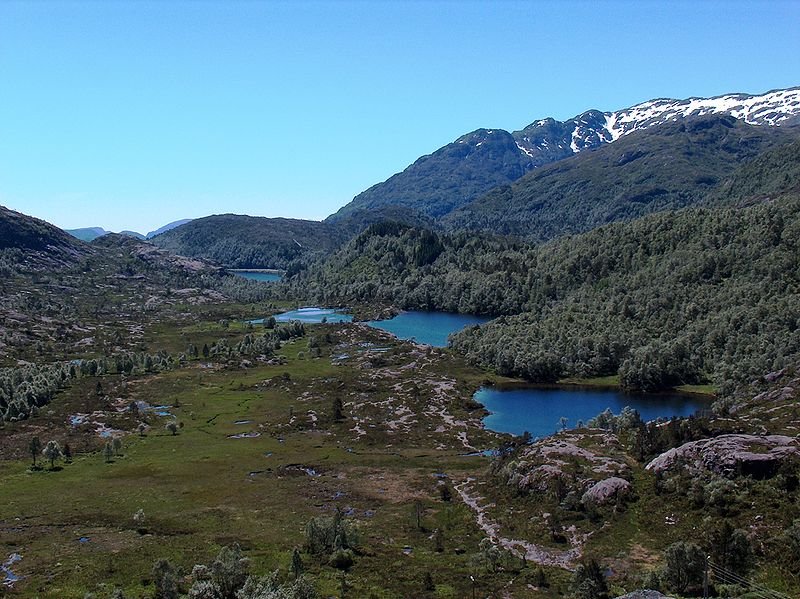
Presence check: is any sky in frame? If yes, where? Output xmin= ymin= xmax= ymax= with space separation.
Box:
xmin=1 ymin=1 xmax=799 ymax=234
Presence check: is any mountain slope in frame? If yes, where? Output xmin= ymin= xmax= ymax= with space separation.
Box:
xmin=708 ymin=138 xmax=800 ymax=206
xmin=327 ymin=128 xmax=536 ymax=223
xmin=515 ymin=86 xmax=800 ymax=158
xmin=444 ymin=116 xmax=800 ymax=238
xmin=1 ymin=206 xmax=91 ymax=269
xmin=149 ymin=214 xmax=349 ymax=269
xmin=327 ymin=87 xmax=800 ymax=223
xmin=146 ymin=218 xmax=193 ymax=239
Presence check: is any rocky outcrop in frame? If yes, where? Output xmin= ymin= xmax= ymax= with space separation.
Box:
xmin=646 ymin=434 xmax=800 ymax=479
xmin=581 ymin=476 xmax=633 ymax=506
xmin=496 ymin=431 xmax=632 ymax=496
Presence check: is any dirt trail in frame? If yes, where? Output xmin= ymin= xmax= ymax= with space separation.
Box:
xmin=454 ymin=478 xmax=584 ymax=569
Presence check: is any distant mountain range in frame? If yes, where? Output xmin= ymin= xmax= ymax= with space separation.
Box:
xmin=53 ymin=86 xmax=800 ymax=269
xmin=327 ymin=86 xmax=800 ymax=223
xmin=65 ymin=218 xmax=192 ymax=242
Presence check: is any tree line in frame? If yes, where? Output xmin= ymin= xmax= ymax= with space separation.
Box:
xmin=284 ymin=194 xmax=799 ymax=392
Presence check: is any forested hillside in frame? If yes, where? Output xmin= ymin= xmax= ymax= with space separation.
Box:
xmin=289 ymin=139 xmax=800 ymax=393
xmin=150 ymin=213 xmax=349 ymax=269
xmin=444 ymin=116 xmax=800 ymax=238
xmin=708 ymin=138 xmax=800 ymax=206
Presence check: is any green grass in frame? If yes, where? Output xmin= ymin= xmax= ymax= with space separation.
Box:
xmin=0 ymin=323 xmax=535 ymax=598
xmin=557 ymin=374 xmax=621 ymax=387
xmin=674 ymin=383 xmax=716 ymax=396
xmin=3 ymin=316 xmax=796 ymax=598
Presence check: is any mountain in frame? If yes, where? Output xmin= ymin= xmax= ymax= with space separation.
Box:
xmin=65 ymin=218 xmax=191 ymax=242
xmin=1 ymin=206 xmax=91 ymax=268
xmin=327 ymin=86 xmax=800 ymax=223
xmin=66 ymin=227 xmax=146 ymax=241
xmin=444 ymin=115 xmax=800 ymax=239
xmin=65 ymin=226 xmax=108 ymax=242
xmin=326 ymin=128 xmax=536 ymax=223
xmin=149 ymin=214 xmax=349 ymax=269
xmin=146 ymin=218 xmax=193 ymax=239
xmin=514 ymin=86 xmax=800 ymax=157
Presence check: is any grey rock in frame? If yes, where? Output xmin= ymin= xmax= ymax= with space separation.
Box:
xmin=582 ymin=476 xmax=632 ymax=505
xmin=646 ymin=434 xmax=800 ymax=478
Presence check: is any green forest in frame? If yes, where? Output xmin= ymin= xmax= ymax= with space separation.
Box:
xmin=287 ymin=140 xmax=800 ymax=393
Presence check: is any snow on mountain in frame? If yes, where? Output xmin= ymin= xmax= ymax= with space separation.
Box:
xmin=327 ymin=86 xmax=800 ymax=223
xmin=514 ymin=86 xmax=800 ymax=157
xmin=607 ymin=87 xmax=800 ymax=139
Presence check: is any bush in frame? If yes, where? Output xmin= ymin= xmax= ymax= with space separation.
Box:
xmin=571 ymin=558 xmax=609 ymax=599
xmin=662 ymin=541 xmax=705 ymax=594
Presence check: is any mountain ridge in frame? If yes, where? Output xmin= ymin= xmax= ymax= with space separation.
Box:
xmin=445 ymin=115 xmax=800 ymax=238
xmin=328 ymin=86 xmax=800 ymax=223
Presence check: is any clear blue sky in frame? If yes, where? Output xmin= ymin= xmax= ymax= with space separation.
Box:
xmin=1 ymin=0 xmax=798 ymax=233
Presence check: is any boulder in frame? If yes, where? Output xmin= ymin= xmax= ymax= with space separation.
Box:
xmin=581 ymin=476 xmax=632 ymax=505
xmin=646 ymin=434 xmax=800 ymax=478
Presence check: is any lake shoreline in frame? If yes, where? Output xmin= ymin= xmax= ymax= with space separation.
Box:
xmin=475 ymin=383 xmax=711 ymax=438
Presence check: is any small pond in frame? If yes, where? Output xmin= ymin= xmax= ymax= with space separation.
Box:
xmin=230 ymin=270 xmax=282 ymax=282
xmin=476 ymin=385 xmax=708 ymax=439
xmin=366 ymin=311 xmax=491 ymax=347
xmin=249 ymin=307 xmax=353 ymax=325
xmin=276 ymin=308 xmax=353 ymax=323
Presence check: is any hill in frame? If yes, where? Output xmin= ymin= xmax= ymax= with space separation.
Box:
xmin=145 ymin=218 xmax=193 ymax=239
xmin=327 ymin=87 xmax=800 ymax=223
xmin=149 ymin=213 xmax=350 ymax=269
xmin=708 ymin=137 xmax=800 ymax=206
xmin=443 ymin=116 xmax=800 ymax=238
xmin=0 ymin=209 xmax=274 ymax=365
xmin=291 ymin=139 xmax=800 ymax=392
xmin=65 ymin=226 xmax=108 ymax=242
xmin=1 ymin=206 xmax=91 ymax=269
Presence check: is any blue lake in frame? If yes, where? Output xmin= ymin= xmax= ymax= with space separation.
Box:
xmin=275 ymin=307 xmax=352 ymax=324
xmin=476 ymin=385 xmax=707 ymax=439
xmin=231 ymin=270 xmax=282 ymax=282
xmin=366 ymin=311 xmax=491 ymax=347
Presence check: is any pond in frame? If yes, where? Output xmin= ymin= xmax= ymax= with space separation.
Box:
xmin=275 ymin=307 xmax=353 ymax=324
xmin=230 ymin=270 xmax=282 ymax=282
xmin=366 ymin=311 xmax=491 ymax=347
xmin=476 ymin=384 xmax=708 ymax=439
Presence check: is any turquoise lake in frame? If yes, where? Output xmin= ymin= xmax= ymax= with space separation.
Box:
xmin=366 ymin=311 xmax=491 ymax=347
xmin=231 ymin=271 xmax=282 ymax=282
xmin=476 ymin=385 xmax=707 ymax=439
xmin=263 ymin=308 xmax=490 ymax=346
xmin=275 ymin=308 xmax=352 ymax=323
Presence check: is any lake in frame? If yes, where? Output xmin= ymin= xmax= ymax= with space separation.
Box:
xmin=275 ymin=307 xmax=353 ymax=323
xmin=366 ymin=311 xmax=491 ymax=347
xmin=264 ymin=308 xmax=490 ymax=346
xmin=230 ymin=270 xmax=282 ymax=282
xmin=476 ymin=385 xmax=707 ymax=438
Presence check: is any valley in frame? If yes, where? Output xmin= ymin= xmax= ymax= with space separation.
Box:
xmin=2 ymin=84 xmax=800 ymax=599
